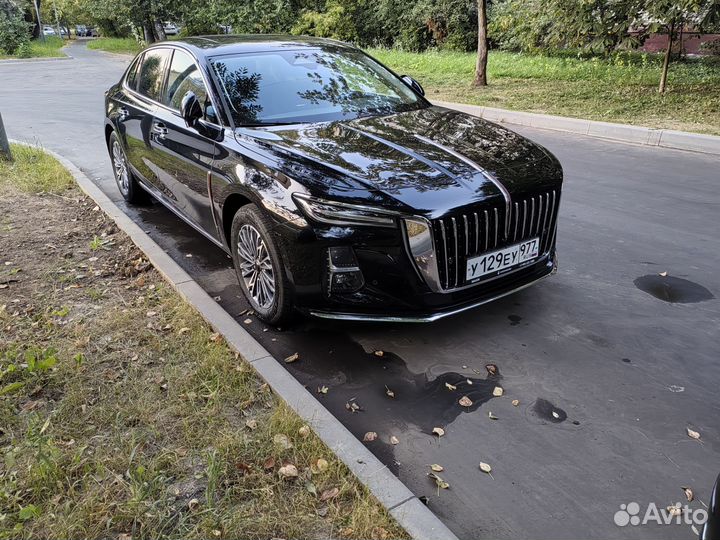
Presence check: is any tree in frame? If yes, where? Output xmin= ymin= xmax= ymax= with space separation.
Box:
xmin=474 ymin=0 xmax=487 ymax=86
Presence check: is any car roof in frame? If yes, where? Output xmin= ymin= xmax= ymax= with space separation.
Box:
xmin=146 ymin=34 xmax=356 ymax=58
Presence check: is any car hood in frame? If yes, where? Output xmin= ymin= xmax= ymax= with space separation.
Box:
xmin=235 ymin=106 xmax=562 ymax=216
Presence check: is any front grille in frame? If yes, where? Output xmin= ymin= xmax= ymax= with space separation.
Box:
xmin=431 ymin=190 xmax=560 ymax=290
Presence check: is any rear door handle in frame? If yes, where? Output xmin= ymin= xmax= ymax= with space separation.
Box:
xmin=151 ymin=121 xmax=168 ymax=140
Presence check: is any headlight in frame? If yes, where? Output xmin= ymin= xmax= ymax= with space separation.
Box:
xmin=292 ymin=194 xmax=397 ymax=228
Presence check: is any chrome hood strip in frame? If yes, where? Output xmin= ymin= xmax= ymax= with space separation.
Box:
xmin=414 ymin=134 xmax=512 ymax=237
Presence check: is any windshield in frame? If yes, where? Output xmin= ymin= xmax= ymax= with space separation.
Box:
xmin=209 ymin=47 xmax=426 ymax=126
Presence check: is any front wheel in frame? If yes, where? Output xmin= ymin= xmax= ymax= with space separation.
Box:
xmin=230 ymin=205 xmax=294 ymax=324
xmin=109 ymin=131 xmax=148 ymax=205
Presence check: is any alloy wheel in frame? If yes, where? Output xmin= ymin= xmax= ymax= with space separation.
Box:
xmin=112 ymin=140 xmax=130 ymax=196
xmin=237 ymin=224 xmax=276 ymax=309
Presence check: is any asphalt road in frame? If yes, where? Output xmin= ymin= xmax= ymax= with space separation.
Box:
xmin=2 ymin=41 xmax=719 ymax=540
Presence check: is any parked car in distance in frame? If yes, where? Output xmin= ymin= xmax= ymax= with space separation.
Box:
xmin=42 ymin=25 xmax=56 ymax=36
xmin=163 ymin=22 xmax=179 ymax=36
xmin=75 ymin=25 xmax=88 ymax=37
xmin=103 ymin=35 xmax=563 ymax=324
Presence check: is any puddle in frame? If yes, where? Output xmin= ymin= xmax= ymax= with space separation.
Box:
xmin=530 ymin=398 xmax=567 ymax=424
xmin=634 ymin=275 xmax=714 ymax=304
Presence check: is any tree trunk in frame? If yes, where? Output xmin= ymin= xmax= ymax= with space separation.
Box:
xmin=32 ymin=0 xmax=43 ymax=40
xmin=474 ymin=0 xmax=488 ymax=87
xmin=0 ymin=113 xmax=13 ymax=162
xmin=659 ymin=20 xmax=675 ymax=94
xmin=153 ymin=19 xmax=166 ymax=42
xmin=143 ymin=21 xmax=155 ymax=44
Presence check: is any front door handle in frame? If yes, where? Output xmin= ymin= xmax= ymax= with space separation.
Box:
xmin=151 ymin=121 xmax=168 ymax=140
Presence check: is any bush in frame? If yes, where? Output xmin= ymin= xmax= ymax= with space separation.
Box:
xmin=700 ymin=38 xmax=720 ymax=57
xmin=0 ymin=11 xmax=30 ymax=55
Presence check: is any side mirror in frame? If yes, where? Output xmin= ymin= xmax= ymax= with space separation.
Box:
xmin=180 ymin=91 xmax=203 ymax=128
xmin=401 ymin=75 xmax=425 ymax=97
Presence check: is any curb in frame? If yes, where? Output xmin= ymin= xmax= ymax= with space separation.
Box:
xmin=10 ymin=140 xmax=459 ymax=540
xmin=435 ymin=100 xmax=720 ymax=156
xmin=0 ymin=55 xmax=71 ymax=65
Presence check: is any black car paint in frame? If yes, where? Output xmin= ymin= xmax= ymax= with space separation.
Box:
xmin=104 ymin=35 xmax=563 ymax=320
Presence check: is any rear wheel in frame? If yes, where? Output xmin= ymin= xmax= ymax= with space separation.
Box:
xmin=109 ymin=131 xmax=148 ymax=205
xmin=230 ymin=205 xmax=294 ymax=324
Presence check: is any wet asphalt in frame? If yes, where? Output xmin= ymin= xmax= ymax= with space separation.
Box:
xmin=1 ymin=41 xmax=719 ymax=539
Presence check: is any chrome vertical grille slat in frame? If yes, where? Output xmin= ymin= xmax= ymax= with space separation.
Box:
xmin=463 ymin=215 xmax=469 ymax=256
xmin=483 ymin=210 xmax=489 ymax=253
xmin=451 ymin=217 xmax=459 ymax=289
xmin=513 ymin=202 xmax=519 ymax=242
xmin=474 ymin=212 xmax=479 ymax=253
xmin=493 ymin=208 xmax=499 ymax=248
xmin=439 ymin=219 xmax=449 ymax=290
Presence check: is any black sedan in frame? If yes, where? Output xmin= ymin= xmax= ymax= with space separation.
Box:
xmin=103 ymin=35 xmax=563 ymax=324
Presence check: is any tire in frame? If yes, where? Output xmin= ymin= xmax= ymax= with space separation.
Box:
xmin=230 ymin=205 xmax=294 ymax=324
xmin=108 ymin=131 xmax=149 ymax=205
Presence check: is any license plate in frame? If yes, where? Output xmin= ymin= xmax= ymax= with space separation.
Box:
xmin=466 ymin=237 xmax=540 ymax=281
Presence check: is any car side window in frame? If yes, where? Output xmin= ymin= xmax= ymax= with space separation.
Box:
xmin=165 ymin=50 xmax=209 ymax=111
xmin=137 ymin=49 xmax=172 ymax=102
xmin=125 ymin=54 xmax=142 ymax=91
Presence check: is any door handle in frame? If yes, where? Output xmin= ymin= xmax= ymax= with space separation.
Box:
xmin=151 ymin=121 xmax=168 ymax=140
xmin=118 ymin=107 xmax=129 ymax=121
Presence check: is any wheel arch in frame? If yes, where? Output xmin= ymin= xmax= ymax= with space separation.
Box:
xmin=221 ymin=192 xmax=253 ymax=248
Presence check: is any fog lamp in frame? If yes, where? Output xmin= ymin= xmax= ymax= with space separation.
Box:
xmin=325 ymin=246 xmax=364 ymax=295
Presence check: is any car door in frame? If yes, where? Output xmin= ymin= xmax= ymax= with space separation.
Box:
xmin=118 ymin=48 xmax=173 ymax=196
xmin=146 ymin=48 xmax=221 ymax=240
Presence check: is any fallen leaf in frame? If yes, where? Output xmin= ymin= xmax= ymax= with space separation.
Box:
xmin=371 ymin=526 xmax=390 ymax=540
xmin=488 ymin=411 xmax=498 ymax=420
xmin=118 ymin=534 xmax=132 ymax=540
xmin=243 ymin=318 xmax=252 ymax=324
xmin=432 ymin=427 xmax=445 ymax=437
xmin=552 ymin=411 xmax=560 ymax=419
xmin=511 ymin=399 xmax=520 ymax=406
xmin=363 ymin=431 xmax=378 ymax=442
xmin=430 ymin=464 xmax=444 ymax=472
xmin=485 ymin=364 xmax=498 ymax=376
xmin=317 ymin=385 xmax=329 ymax=394
xmin=263 ymin=457 xmax=275 ymax=470
xmin=681 ymin=486 xmax=694 ymax=502
xmin=305 ymin=481 xmax=317 ymax=496
xmin=667 ymin=504 xmax=681 ymax=517
xmin=209 ymin=332 xmax=221 ymax=342
xmin=273 ymin=434 xmax=293 ymax=450
xmin=278 ymin=463 xmax=298 ymax=478
xmin=313 ymin=458 xmax=329 ymax=473
xmin=320 ymin=487 xmax=340 ymax=501
xmin=445 ymin=382 xmax=457 ymax=391
xmin=146 ymin=310 xmax=157 ymax=317
xmin=492 ymin=386 xmax=504 ymax=397
xmin=687 ymin=427 xmax=701 ymax=440
xmin=385 ymin=385 xmax=395 ymax=398
xmin=345 ymin=400 xmax=361 ymax=413
xmin=659 ymin=271 xmax=668 ymax=277
xmin=188 ymin=498 xmax=200 ymax=511
xmin=428 ymin=472 xmax=449 ymax=489
xmin=298 ymin=425 xmax=311 ymax=438
xmin=459 ymin=396 xmax=473 ymax=407
xmin=479 ymin=462 xmax=492 ymax=474
xmin=245 ymin=419 xmax=257 ymax=430
xmin=374 ymin=350 xmax=384 ymax=357
xmin=390 ymin=435 xmax=399 ymax=445
xmin=284 ymin=352 xmax=299 ymax=363
xmin=211 ymin=530 xmax=221 ymax=538
xmin=466 ymin=379 xmax=473 ymax=385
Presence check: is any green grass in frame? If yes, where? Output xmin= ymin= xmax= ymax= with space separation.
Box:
xmin=0 ymin=144 xmax=75 ymax=193
xmin=0 ymin=148 xmax=407 ymax=540
xmin=0 ymin=37 xmax=67 ymax=59
xmin=369 ymin=48 xmax=720 ymax=135
xmin=87 ymin=37 xmax=144 ymax=55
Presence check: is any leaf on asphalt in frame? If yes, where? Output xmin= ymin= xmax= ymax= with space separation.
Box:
xmin=188 ymin=498 xmax=200 ymax=511
xmin=317 ymin=385 xmax=329 ymax=394
xmin=345 ymin=400 xmax=362 ymax=413
xmin=682 ymin=486 xmax=694 ymax=502
xmin=428 ymin=472 xmax=449 ymax=489
xmin=363 ymin=431 xmax=378 ymax=442
xmin=385 ymin=385 xmax=395 ymax=398
xmin=552 ymin=411 xmax=560 ymax=419
xmin=273 ymin=434 xmax=293 ymax=450
xmin=488 ymin=411 xmax=498 ymax=420
xmin=245 ymin=419 xmax=257 ymax=430
xmin=492 ymin=386 xmax=504 ymax=397
xmin=445 ymin=382 xmax=457 ymax=391
xmin=466 ymin=379 xmax=473 ymax=385
xmin=459 ymin=396 xmax=473 ymax=407
xmin=243 ymin=318 xmax=252 ymax=324
xmin=432 ymin=427 xmax=445 ymax=437
xmin=284 ymin=352 xmax=299 ymax=363
xmin=305 ymin=481 xmax=317 ymax=496
xmin=263 ymin=457 xmax=275 ymax=470
xmin=430 ymin=464 xmax=444 ymax=472
xmin=320 ymin=487 xmax=340 ymax=501
xmin=479 ymin=462 xmax=492 ymax=474
xmin=659 ymin=271 xmax=668 ymax=277
xmin=687 ymin=427 xmax=701 ymax=440
xmin=667 ymin=503 xmax=681 ymax=517
xmin=374 ymin=350 xmax=384 ymax=357
xmin=485 ymin=363 xmax=498 ymax=376
xmin=512 ymin=399 xmax=520 ymax=406
xmin=298 ymin=425 xmax=311 ymax=438
xmin=278 ymin=463 xmax=298 ymax=478
xmin=390 ymin=435 xmax=399 ymax=445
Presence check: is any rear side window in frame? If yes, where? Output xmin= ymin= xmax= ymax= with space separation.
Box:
xmin=125 ymin=54 xmax=142 ymax=91
xmin=164 ymin=49 xmax=208 ymax=110
xmin=137 ymin=49 xmax=171 ymax=102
